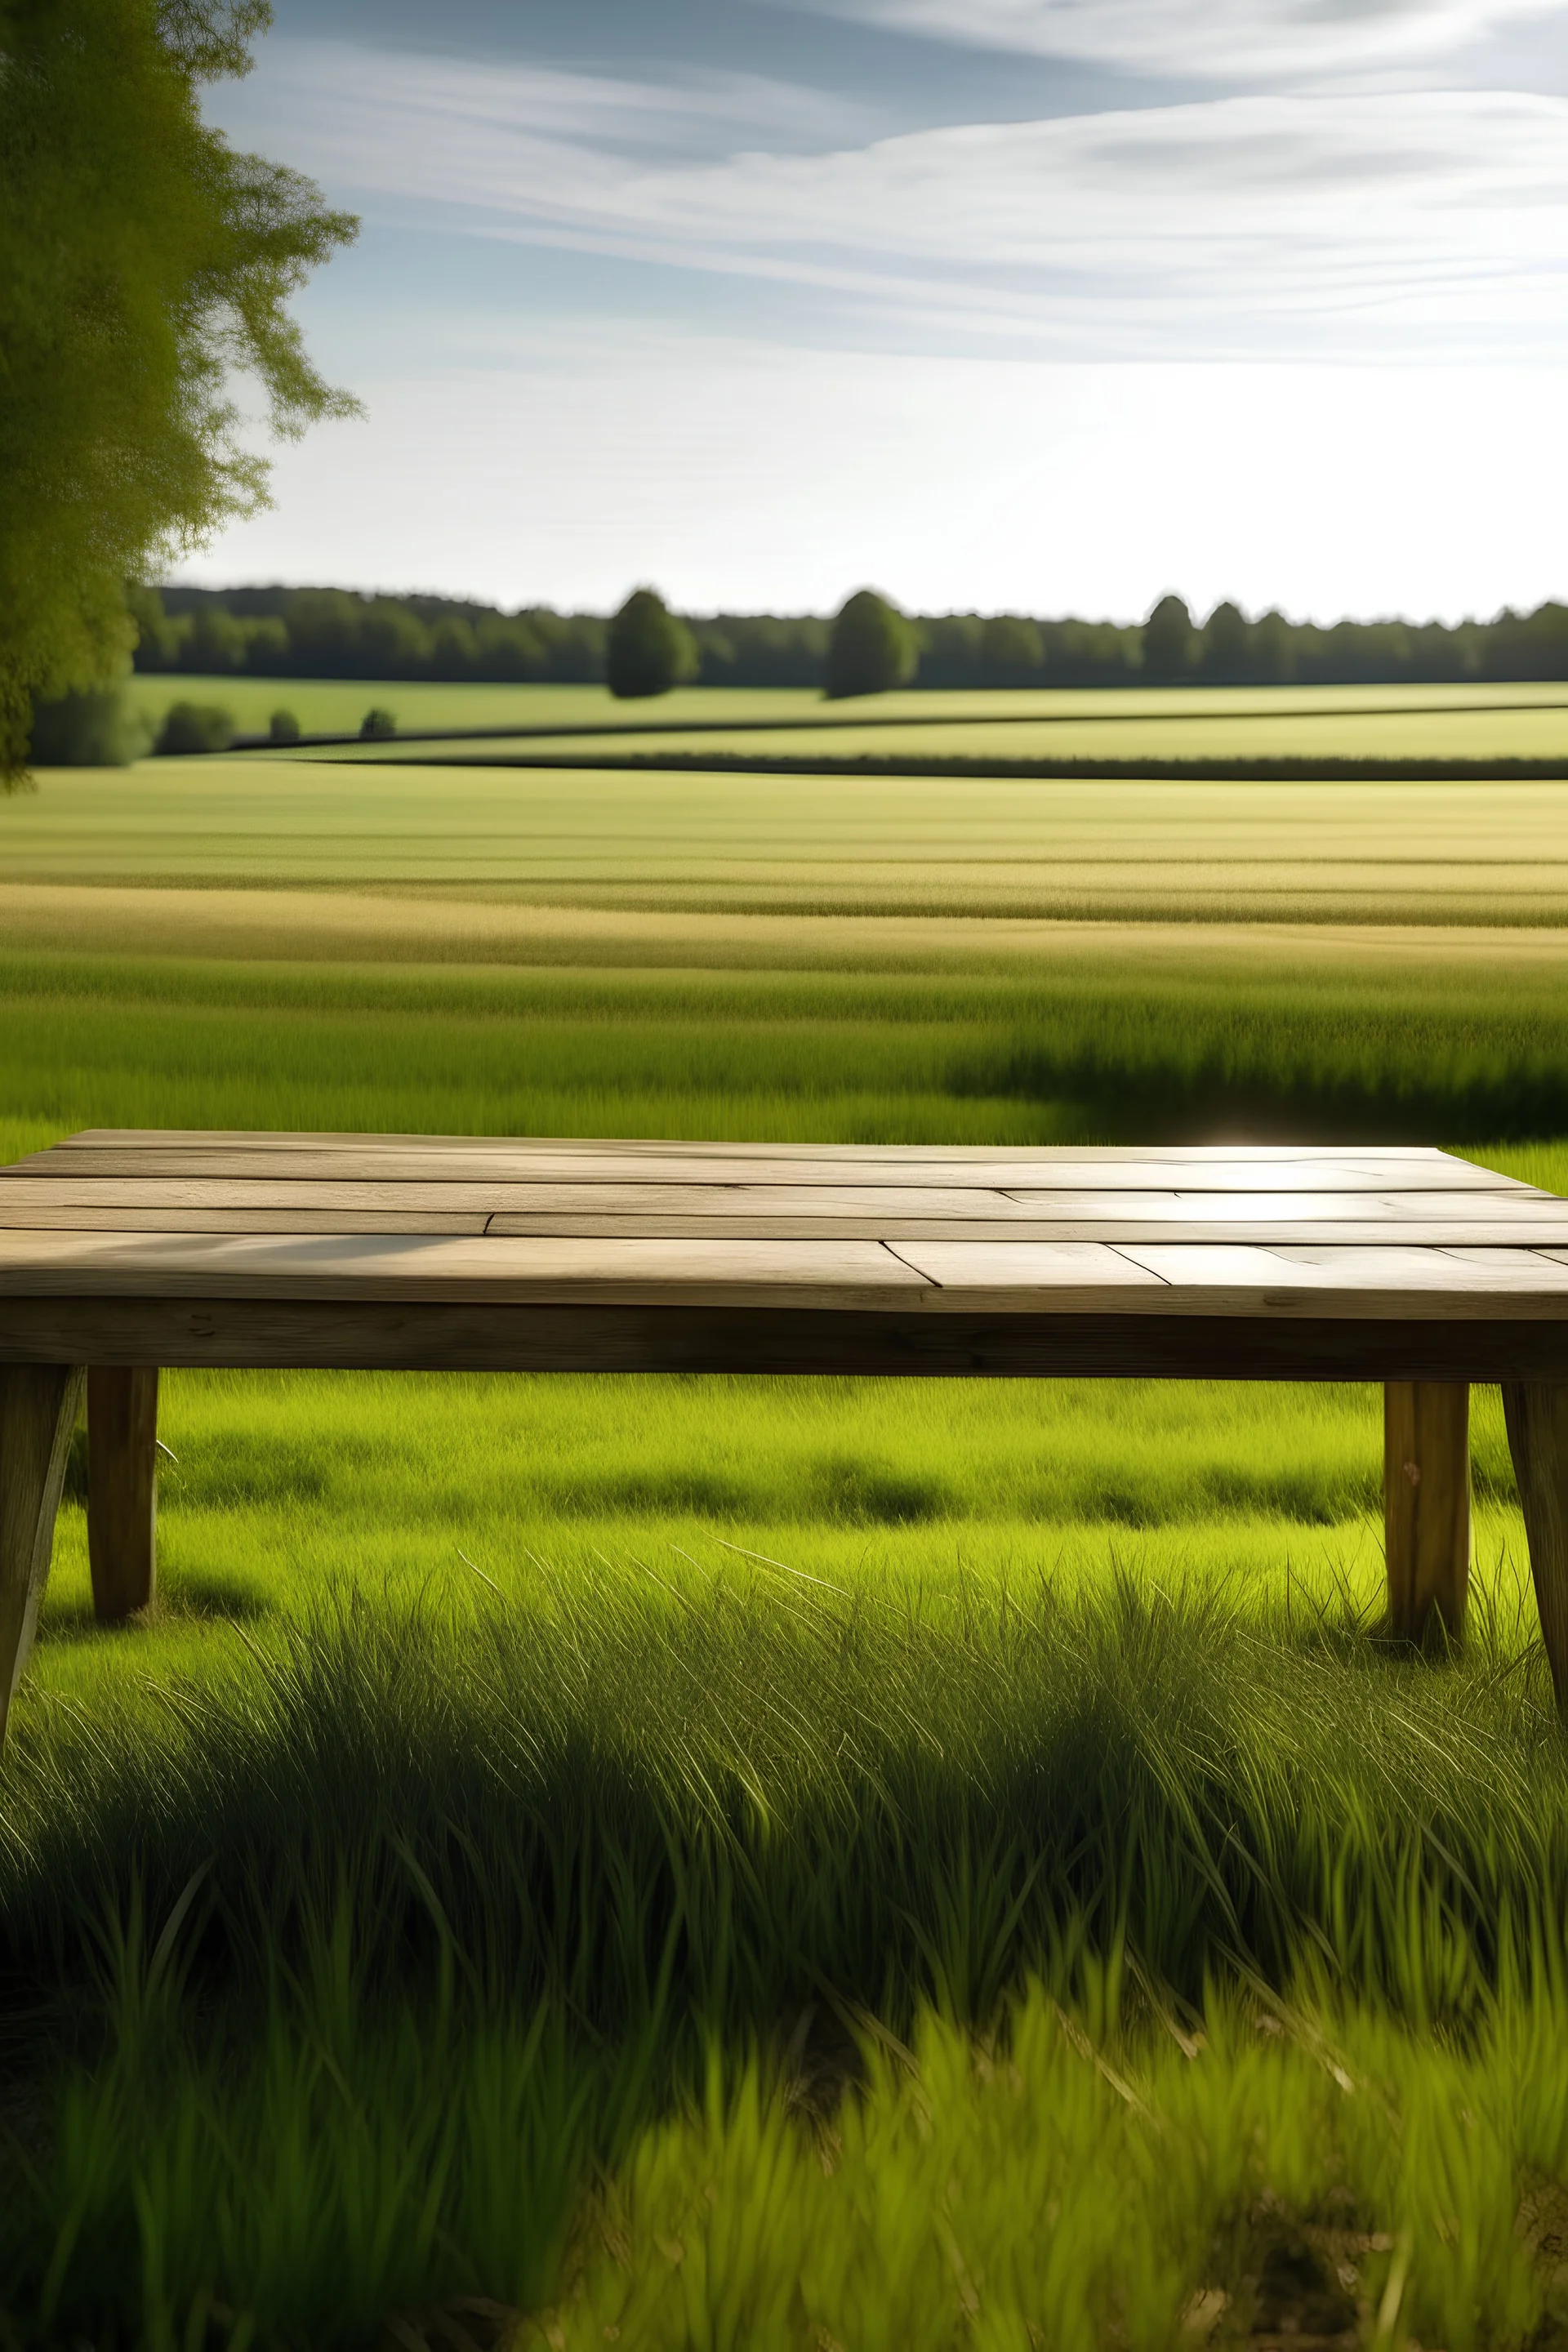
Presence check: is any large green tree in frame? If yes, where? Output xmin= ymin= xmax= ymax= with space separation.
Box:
xmin=606 ymin=587 xmax=697 ymax=699
xmin=825 ymin=589 xmax=917 ymax=699
xmin=1141 ymin=594 xmax=1195 ymax=681
xmin=0 ymin=0 xmax=359 ymax=780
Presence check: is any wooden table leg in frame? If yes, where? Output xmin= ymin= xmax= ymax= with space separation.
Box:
xmin=0 ymin=1364 xmax=86 ymax=1744
xmin=87 ymin=1366 xmax=158 ymax=1621
xmin=1385 ymin=1380 xmax=1471 ymax=1644
xmin=1503 ymin=1383 xmax=1568 ymax=1717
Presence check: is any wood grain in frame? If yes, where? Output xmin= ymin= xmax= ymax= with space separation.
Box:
xmin=0 ymin=1363 xmax=84 ymax=1743
xmin=6 ymin=1298 xmax=1568 ymax=1379
xmin=0 ymin=1231 xmax=931 ymax=1307
xmin=1384 ymin=1382 xmax=1471 ymax=1643
xmin=87 ymin=1367 xmax=158 ymax=1621
xmin=1503 ymin=1383 xmax=1568 ymax=1718
xmin=7 ymin=1139 xmax=1532 ymax=1193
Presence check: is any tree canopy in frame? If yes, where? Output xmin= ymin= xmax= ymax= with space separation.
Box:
xmin=0 ymin=0 xmax=359 ymax=779
xmin=1142 ymin=595 xmax=1195 ymax=680
xmin=127 ymin=583 xmax=1568 ymax=695
xmin=825 ymin=590 xmax=917 ymax=699
xmin=605 ymin=587 xmax=697 ymax=699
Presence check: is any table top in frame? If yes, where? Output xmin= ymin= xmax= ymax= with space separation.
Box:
xmin=3 ymin=1133 xmax=1568 ymax=1330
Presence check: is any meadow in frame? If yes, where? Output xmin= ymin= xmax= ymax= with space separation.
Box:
xmin=124 ymin=674 xmax=1568 ymax=746
xmin=8 ymin=705 xmax=1568 ymax=2347
xmin=14 ymin=759 xmax=1568 ymax=923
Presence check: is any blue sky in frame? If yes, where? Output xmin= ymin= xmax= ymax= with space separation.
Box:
xmin=182 ymin=0 xmax=1568 ymax=621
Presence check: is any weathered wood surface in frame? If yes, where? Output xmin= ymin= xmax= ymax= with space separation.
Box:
xmin=87 ymin=1367 xmax=158 ymax=1620
xmin=1503 ymin=1383 xmax=1568 ymax=1716
xmin=0 ymin=1364 xmax=84 ymax=1741
xmin=1384 ymin=1381 xmax=1471 ymax=1642
xmin=5 ymin=1299 xmax=1568 ymax=1380
xmin=3 ymin=1139 xmax=1568 ymax=1357
xmin=12 ymin=1133 xmax=1535 ymax=1179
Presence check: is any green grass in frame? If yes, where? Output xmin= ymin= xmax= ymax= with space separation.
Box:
xmin=6 ymin=921 xmax=1568 ymax=1151
xmin=126 ymin=675 xmax=827 ymax=738
xmin=13 ymin=759 xmax=1568 ymax=924
xmin=124 ymin=674 xmax=1568 ymax=746
xmin=9 ymin=1532 xmax=1568 ymax=2347
xmin=11 ymin=701 xmax=1568 ymax=2345
xmin=340 ymin=702 xmax=1568 ymax=768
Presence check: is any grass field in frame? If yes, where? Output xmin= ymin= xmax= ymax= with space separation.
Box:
xmin=332 ymin=705 xmax=1568 ymax=768
xmin=125 ymin=674 xmax=1568 ymax=744
xmin=15 ymin=761 xmax=1568 ymax=924
xmin=8 ymin=707 xmax=1568 ymax=2346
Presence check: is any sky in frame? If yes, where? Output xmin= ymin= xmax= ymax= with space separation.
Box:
xmin=180 ymin=0 xmax=1568 ymax=623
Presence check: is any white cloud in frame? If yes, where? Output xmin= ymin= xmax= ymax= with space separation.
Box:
xmin=814 ymin=0 xmax=1568 ymax=82
xmin=220 ymin=45 xmax=1568 ymax=359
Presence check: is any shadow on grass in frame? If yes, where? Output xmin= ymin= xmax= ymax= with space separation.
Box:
xmin=40 ymin=1570 xmax=273 ymax=1645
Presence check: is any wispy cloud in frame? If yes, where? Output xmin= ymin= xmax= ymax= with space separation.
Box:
xmin=224 ymin=43 xmax=1568 ymax=359
xmin=810 ymin=0 xmax=1568 ymax=82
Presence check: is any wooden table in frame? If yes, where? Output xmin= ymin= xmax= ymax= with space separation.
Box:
xmin=6 ymin=1131 xmax=1568 ymax=1739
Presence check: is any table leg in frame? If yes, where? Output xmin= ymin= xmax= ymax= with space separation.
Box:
xmin=1502 ymin=1383 xmax=1568 ymax=1718
xmin=87 ymin=1367 xmax=159 ymax=1620
xmin=1384 ymin=1380 xmax=1470 ymax=1643
xmin=0 ymin=1364 xmax=86 ymax=1744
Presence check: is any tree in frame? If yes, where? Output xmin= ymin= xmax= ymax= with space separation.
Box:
xmin=1141 ymin=595 xmax=1194 ymax=681
xmin=1 ymin=0 xmax=359 ymax=782
xmin=1200 ymin=600 xmax=1252 ymax=682
xmin=979 ymin=615 xmax=1044 ymax=676
xmin=155 ymin=697 xmax=233 ymax=753
xmin=606 ymin=588 xmax=697 ymax=700
xmin=825 ymin=590 xmax=917 ymax=698
xmin=1252 ymin=610 xmax=1298 ymax=684
xmin=27 ymin=670 xmax=149 ymax=764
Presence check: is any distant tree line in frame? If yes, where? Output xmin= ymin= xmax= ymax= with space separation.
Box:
xmin=127 ymin=582 xmax=1568 ymax=695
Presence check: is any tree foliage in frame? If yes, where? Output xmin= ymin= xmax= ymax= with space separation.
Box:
xmin=27 ymin=670 xmax=150 ymax=764
xmin=980 ymin=615 xmax=1045 ymax=676
xmin=1142 ymin=595 xmax=1195 ymax=681
xmin=0 ymin=0 xmax=359 ymax=780
xmin=605 ymin=587 xmax=697 ymax=700
xmin=826 ymin=589 xmax=918 ymax=699
xmin=126 ymin=582 xmax=1568 ymax=695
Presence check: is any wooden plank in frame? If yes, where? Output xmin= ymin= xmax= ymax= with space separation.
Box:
xmin=9 ymin=1145 xmax=1531 ymax=1194
xmin=0 ymin=1178 xmax=1049 ymax=1218
xmin=0 ymin=1232 xmax=930 ymax=1307
xmin=6 ymin=1133 xmax=1526 ymax=1176
xmin=7 ymin=1295 xmax=1568 ymax=1382
xmin=5 ymin=1231 xmax=1568 ymax=1312
xmin=1106 ymin=1245 xmax=1568 ymax=1305
xmin=0 ymin=1363 xmax=84 ymax=1744
xmin=881 ymin=1241 xmax=1165 ymax=1297
xmin=484 ymin=1218 xmax=1568 ymax=1246
xmin=0 ymin=1207 xmax=492 ymax=1235
xmin=477 ymin=1216 xmax=1568 ymax=1243
xmin=1384 ymin=1382 xmax=1470 ymax=1643
xmin=1002 ymin=1189 xmax=1561 ymax=1221
xmin=1502 ymin=1383 xmax=1568 ymax=1717
xmin=0 ymin=1178 xmax=1545 ymax=1221
xmin=884 ymin=1242 xmax=1568 ymax=1316
xmin=87 ymin=1367 xmax=158 ymax=1620
xmin=40 ymin=1132 xmax=1485 ymax=1159
xmin=7 ymin=1214 xmax=1568 ymax=1252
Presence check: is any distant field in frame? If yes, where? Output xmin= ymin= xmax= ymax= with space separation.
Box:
xmin=335 ymin=702 xmax=1568 ymax=769
xmin=127 ymin=673 xmax=821 ymax=737
xmin=6 ymin=889 xmax=1568 ymax=1163
xmin=14 ymin=759 xmax=1568 ymax=922
xmin=127 ymin=670 xmax=1568 ymax=747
